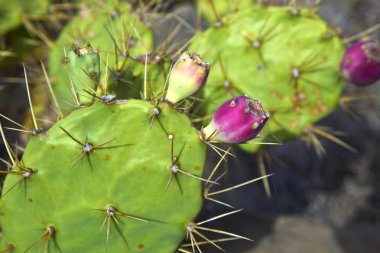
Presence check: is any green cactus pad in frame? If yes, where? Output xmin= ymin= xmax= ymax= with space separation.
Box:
xmin=196 ymin=0 xmax=253 ymax=24
xmin=190 ymin=5 xmax=345 ymax=152
xmin=65 ymin=44 xmax=101 ymax=105
xmin=49 ymin=1 xmax=166 ymax=112
xmin=0 ymin=100 xmax=206 ymax=252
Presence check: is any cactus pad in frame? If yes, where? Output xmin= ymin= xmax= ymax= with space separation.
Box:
xmin=0 ymin=100 xmax=206 ymax=252
xmin=49 ymin=1 xmax=166 ymax=112
xmin=64 ymin=44 xmax=101 ymax=105
xmin=196 ymin=0 xmax=253 ymax=24
xmin=190 ymin=5 xmax=345 ymax=152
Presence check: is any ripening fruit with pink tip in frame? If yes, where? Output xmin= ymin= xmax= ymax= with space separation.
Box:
xmin=201 ymin=96 xmax=270 ymax=144
xmin=166 ymin=51 xmax=210 ymax=104
xmin=340 ymin=40 xmax=380 ymax=86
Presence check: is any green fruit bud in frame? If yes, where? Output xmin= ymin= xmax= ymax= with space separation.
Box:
xmin=166 ymin=51 xmax=210 ymax=104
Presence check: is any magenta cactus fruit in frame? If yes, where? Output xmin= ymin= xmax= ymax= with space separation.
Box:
xmin=340 ymin=40 xmax=380 ymax=86
xmin=202 ymin=96 xmax=269 ymax=144
xmin=166 ymin=51 xmax=210 ymax=104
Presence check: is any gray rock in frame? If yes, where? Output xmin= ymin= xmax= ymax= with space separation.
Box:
xmin=243 ymin=216 xmax=342 ymax=253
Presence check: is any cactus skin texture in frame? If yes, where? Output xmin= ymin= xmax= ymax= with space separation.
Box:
xmin=0 ymin=99 xmax=206 ymax=252
xmin=190 ymin=5 xmax=345 ymax=152
xmin=49 ymin=1 xmax=165 ymax=113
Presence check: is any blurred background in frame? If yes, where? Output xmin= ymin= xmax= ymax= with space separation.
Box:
xmin=0 ymin=0 xmax=379 ymax=252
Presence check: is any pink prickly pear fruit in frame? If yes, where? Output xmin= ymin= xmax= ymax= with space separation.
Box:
xmin=166 ymin=51 xmax=210 ymax=104
xmin=202 ymin=95 xmax=270 ymax=144
xmin=340 ymin=40 xmax=380 ymax=86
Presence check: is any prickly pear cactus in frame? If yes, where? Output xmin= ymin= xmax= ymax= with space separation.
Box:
xmin=190 ymin=5 xmax=345 ymax=152
xmin=1 ymin=40 xmax=267 ymax=251
xmin=49 ymin=1 xmax=166 ymax=112
xmin=0 ymin=98 xmax=206 ymax=252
